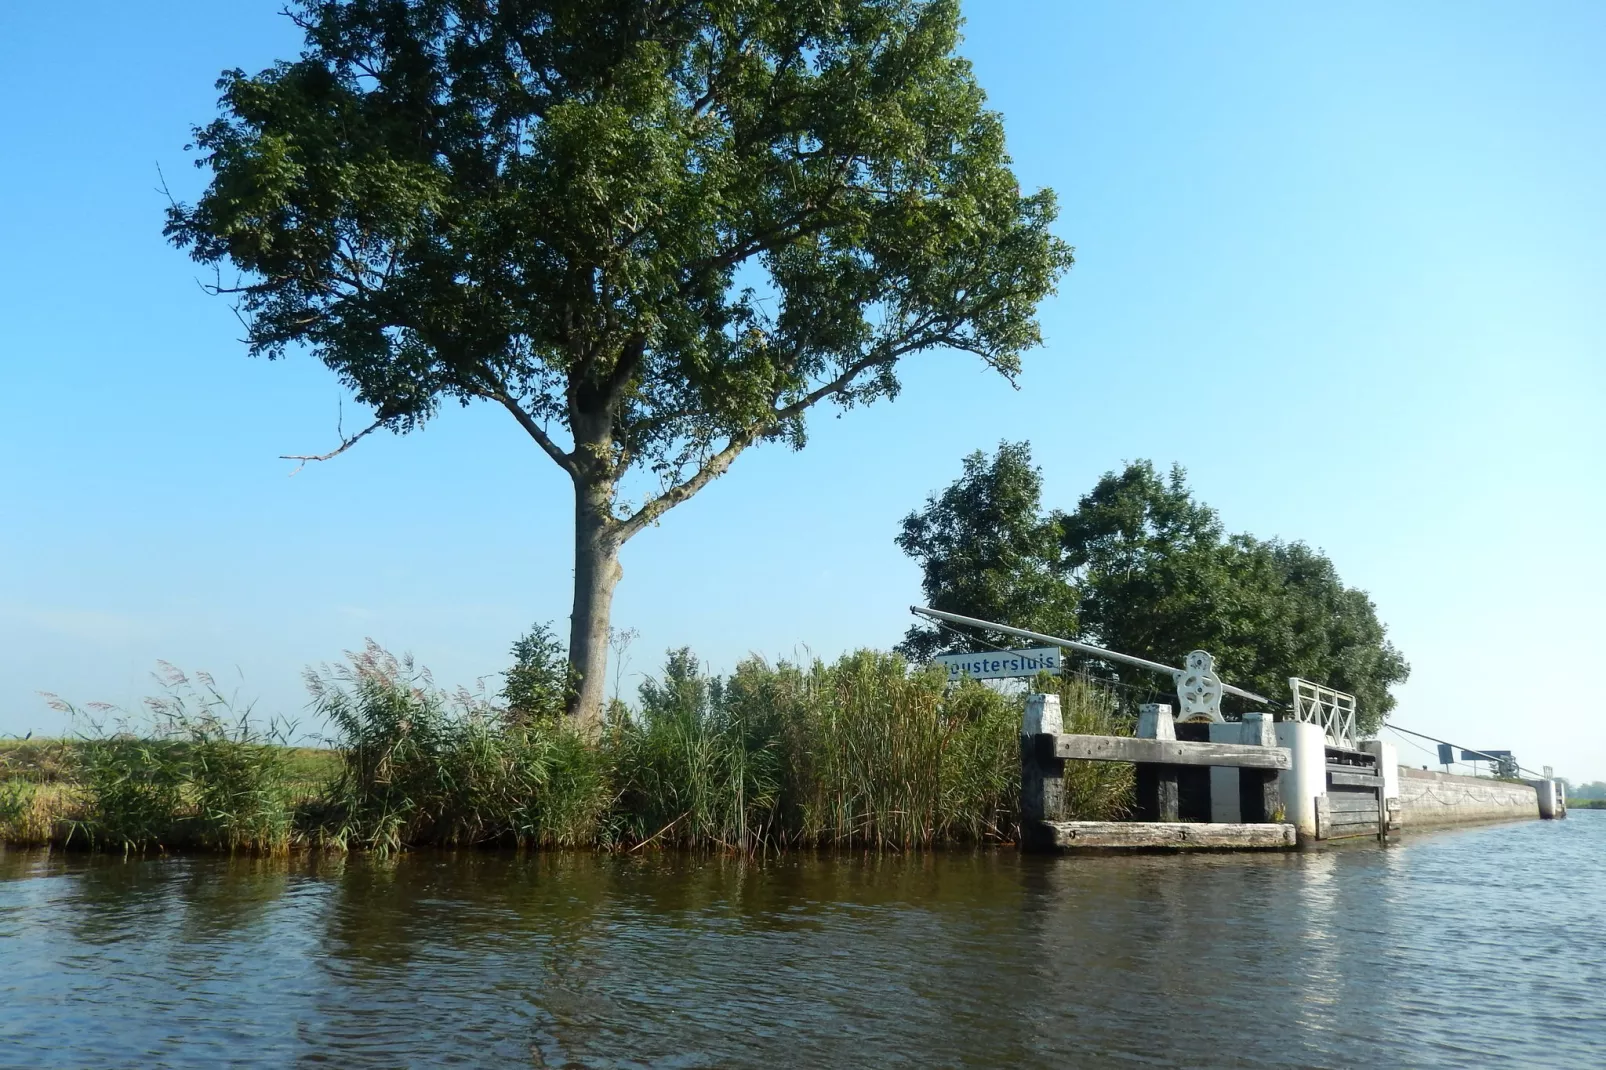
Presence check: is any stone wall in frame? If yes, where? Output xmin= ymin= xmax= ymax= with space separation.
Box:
xmin=1397 ymin=767 xmax=1538 ymax=828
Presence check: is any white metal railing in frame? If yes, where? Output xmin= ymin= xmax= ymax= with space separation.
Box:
xmin=1289 ymin=677 xmax=1358 ymax=749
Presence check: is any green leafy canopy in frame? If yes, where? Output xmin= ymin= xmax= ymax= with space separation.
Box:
xmin=898 ymin=446 xmax=1410 ymax=732
xmin=165 ymin=0 xmax=1073 ymax=536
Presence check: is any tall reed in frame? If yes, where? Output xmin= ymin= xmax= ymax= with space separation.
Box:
xmin=1055 ymin=675 xmax=1136 ymax=820
xmin=306 ymin=642 xmax=609 ymax=852
xmin=9 ymin=644 xmax=1136 ymax=854
xmin=43 ymin=665 xmax=295 ymax=853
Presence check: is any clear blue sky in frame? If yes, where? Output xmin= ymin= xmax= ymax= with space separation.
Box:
xmin=2 ymin=3 xmax=1602 ymax=780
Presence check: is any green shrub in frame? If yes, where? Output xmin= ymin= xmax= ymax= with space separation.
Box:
xmin=502 ymin=621 xmax=573 ymax=723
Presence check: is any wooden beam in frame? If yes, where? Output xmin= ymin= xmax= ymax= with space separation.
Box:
xmin=1328 ymin=769 xmax=1383 ymax=789
xmin=1048 ymin=734 xmax=1291 ymax=770
xmin=1042 ymin=821 xmax=1297 ymax=851
xmin=1135 ymin=764 xmax=1179 ymax=821
xmin=1239 ymin=768 xmax=1282 ymax=823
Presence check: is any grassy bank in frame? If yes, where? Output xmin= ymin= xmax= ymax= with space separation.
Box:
xmin=2 ymin=646 xmax=1135 ymax=855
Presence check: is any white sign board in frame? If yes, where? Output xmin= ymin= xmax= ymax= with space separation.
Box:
xmin=933 ymin=647 xmax=1062 ymax=683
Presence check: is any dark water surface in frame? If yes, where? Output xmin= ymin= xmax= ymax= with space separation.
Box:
xmin=2 ymin=815 xmax=1603 ymax=1069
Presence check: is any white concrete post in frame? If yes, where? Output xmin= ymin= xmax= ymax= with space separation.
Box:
xmin=1531 ymin=778 xmax=1560 ymax=819
xmin=1276 ymin=720 xmax=1328 ymax=841
xmin=1361 ymin=739 xmax=1400 ymax=836
xmin=1023 ymin=692 xmax=1063 ymax=737
xmin=1021 ymin=693 xmax=1067 ymax=845
xmin=1136 ymin=703 xmax=1175 ymax=740
xmin=1360 ymin=740 xmax=1400 ymax=801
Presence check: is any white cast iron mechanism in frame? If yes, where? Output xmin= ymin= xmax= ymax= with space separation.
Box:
xmin=1176 ymin=650 xmax=1225 ymax=723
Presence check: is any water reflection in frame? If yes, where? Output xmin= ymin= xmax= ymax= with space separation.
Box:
xmin=1 ymin=816 xmax=1603 ymax=1068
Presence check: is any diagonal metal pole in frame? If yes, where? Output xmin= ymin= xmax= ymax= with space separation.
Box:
xmin=909 ymin=605 xmax=1271 ymax=704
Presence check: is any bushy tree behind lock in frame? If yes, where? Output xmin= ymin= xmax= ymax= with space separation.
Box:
xmin=898 ymin=444 xmax=1409 ymax=732
xmin=896 ymin=441 xmax=1078 ymax=659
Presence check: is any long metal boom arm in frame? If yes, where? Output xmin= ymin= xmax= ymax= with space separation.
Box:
xmin=909 ymin=606 xmax=1271 ymax=705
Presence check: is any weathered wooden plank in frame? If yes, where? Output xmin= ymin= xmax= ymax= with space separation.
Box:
xmin=1043 ymin=821 xmax=1297 ymax=851
xmin=1323 ymin=825 xmax=1380 ymax=840
xmin=1326 ymin=794 xmax=1382 ymax=814
xmin=1327 ymin=769 xmax=1384 ymax=789
xmin=1050 ymin=734 xmax=1291 ymax=769
xmin=1019 ymin=736 xmax=1066 ymax=824
xmin=1327 ymin=811 xmax=1382 ymax=827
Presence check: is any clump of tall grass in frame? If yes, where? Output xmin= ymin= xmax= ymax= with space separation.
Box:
xmin=1055 ymin=675 xmax=1136 ymax=820
xmin=306 ymin=642 xmax=608 ymax=852
xmin=44 ymin=665 xmax=295 ymax=853
xmin=609 ymin=649 xmax=1025 ymax=850
xmin=608 ymin=649 xmax=781 ymax=850
xmin=0 ymin=779 xmax=46 ymax=844
xmin=781 ymin=651 xmax=1017 ymax=847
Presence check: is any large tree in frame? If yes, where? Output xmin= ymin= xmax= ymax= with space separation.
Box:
xmin=898 ymin=447 xmax=1409 ymax=731
xmin=165 ymin=0 xmax=1072 ymax=727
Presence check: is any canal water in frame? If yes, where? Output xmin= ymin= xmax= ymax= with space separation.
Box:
xmin=1 ymin=815 xmax=1601 ymax=1069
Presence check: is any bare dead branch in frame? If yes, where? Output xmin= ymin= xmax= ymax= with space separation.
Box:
xmin=280 ymin=416 xmax=384 ymax=476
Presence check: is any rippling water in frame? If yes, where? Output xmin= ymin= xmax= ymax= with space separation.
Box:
xmin=1 ymin=814 xmax=1602 ymax=1068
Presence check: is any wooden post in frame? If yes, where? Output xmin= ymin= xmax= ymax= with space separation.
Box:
xmin=1020 ymin=694 xmax=1065 ymax=850
xmin=1135 ymin=703 xmax=1179 ymax=822
xmin=1136 ymin=763 xmax=1180 ymax=822
xmin=1376 ymin=776 xmax=1389 ymax=842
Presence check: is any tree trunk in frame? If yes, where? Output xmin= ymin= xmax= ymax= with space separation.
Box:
xmin=567 ymin=475 xmax=623 ymax=733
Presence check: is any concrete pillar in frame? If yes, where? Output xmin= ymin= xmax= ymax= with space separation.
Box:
xmin=1275 ymin=720 xmax=1328 ymax=841
xmin=1360 ymin=739 xmax=1400 ymax=837
xmin=1023 ymin=692 xmax=1063 ymax=736
xmin=1530 ymin=778 xmax=1560 ymax=819
xmin=1360 ymin=740 xmax=1400 ymax=801
xmin=1136 ymin=703 xmax=1174 ymax=740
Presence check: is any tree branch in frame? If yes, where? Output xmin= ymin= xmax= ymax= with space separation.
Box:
xmin=484 ymin=390 xmax=578 ymax=476
xmin=613 ymin=332 xmax=944 ymax=541
xmin=280 ymin=418 xmax=384 ymax=476
xmin=615 ymin=430 xmax=757 ymax=543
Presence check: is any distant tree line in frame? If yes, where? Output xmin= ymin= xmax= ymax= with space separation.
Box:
xmin=896 ymin=443 xmax=1409 ymax=733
